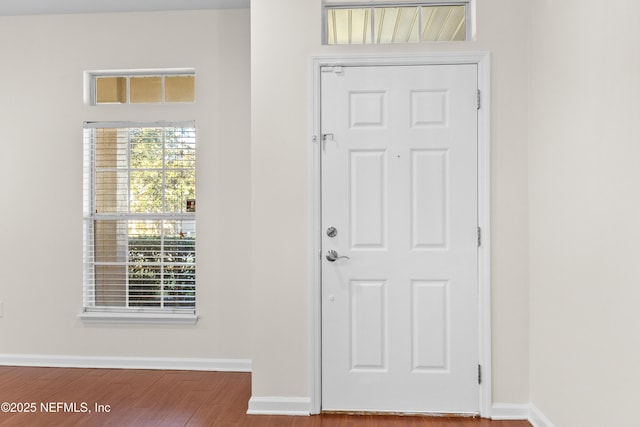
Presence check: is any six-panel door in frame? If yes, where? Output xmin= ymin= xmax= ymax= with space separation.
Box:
xmin=321 ymin=64 xmax=479 ymax=413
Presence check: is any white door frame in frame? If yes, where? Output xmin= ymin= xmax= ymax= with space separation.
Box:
xmin=309 ymin=53 xmax=491 ymax=417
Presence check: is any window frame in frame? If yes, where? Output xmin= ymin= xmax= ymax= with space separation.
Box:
xmin=85 ymin=69 xmax=196 ymax=106
xmin=81 ymin=121 xmax=197 ymax=324
xmin=322 ymin=1 xmax=472 ymax=45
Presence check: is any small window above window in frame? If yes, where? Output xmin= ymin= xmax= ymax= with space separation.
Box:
xmin=324 ymin=2 xmax=469 ymax=45
xmin=90 ymin=71 xmax=195 ymax=105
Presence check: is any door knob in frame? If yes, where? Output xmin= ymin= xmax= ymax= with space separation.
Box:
xmin=326 ymin=250 xmax=350 ymax=262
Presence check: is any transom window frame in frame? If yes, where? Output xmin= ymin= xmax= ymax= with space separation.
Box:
xmin=81 ymin=120 xmax=198 ymax=325
xmin=322 ymin=1 xmax=472 ymax=45
xmin=85 ymin=68 xmax=196 ymax=106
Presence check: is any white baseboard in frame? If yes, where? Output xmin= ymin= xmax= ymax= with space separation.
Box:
xmin=492 ymin=403 xmax=554 ymax=427
xmin=0 ymin=354 xmax=251 ymax=372
xmin=529 ymin=404 xmax=555 ymax=427
xmin=247 ymin=397 xmax=311 ymax=416
xmin=491 ymin=403 xmax=531 ymax=420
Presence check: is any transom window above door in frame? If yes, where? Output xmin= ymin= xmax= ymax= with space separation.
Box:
xmin=323 ymin=1 xmax=470 ymax=44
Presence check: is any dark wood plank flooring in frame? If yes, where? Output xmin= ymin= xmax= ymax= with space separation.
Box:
xmin=0 ymin=367 xmax=531 ymax=426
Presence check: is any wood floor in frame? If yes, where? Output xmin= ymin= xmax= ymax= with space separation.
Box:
xmin=0 ymin=367 xmax=531 ymax=426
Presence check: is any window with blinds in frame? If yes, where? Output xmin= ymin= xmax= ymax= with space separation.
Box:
xmin=323 ymin=2 xmax=469 ymax=44
xmin=83 ymin=122 xmax=196 ymax=316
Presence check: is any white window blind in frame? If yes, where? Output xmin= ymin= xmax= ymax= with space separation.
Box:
xmin=324 ymin=2 xmax=469 ymax=44
xmin=83 ymin=122 xmax=196 ymax=315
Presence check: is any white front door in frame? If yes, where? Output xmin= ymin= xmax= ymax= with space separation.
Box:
xmin=321 ymin=64 xmax=479 ymax=413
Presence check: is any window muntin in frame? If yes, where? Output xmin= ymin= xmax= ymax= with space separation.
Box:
xmin=93 ymin=72 xmax=195 ymax=105
xmin=83 ymin=123 xmax=196 ymax=314
xmin=325 ymin=3 xmax=468 ymax=45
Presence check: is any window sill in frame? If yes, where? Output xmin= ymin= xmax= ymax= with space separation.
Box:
xmin=79 ymin=311 xmax=198 ymax=325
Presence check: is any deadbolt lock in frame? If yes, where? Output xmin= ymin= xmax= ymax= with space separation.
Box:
xmin=326 ymin=227 xmax=337 ymax=238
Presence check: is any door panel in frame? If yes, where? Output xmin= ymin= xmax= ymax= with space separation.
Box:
xmin=350 ymin=280 xmax=387 ymax=370
xmin=411 ymin=149 xmax=448 ymax=249
xmin=321 ymin=64 xmax=479 ymax=413
xmin=350 ymin=150 xmax=387 ymax=249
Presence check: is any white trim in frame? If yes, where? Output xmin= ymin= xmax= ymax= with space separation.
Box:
xmin=491 ymin=403 xmax=555 ymax=427
xmin=309 ymin=55 xmax=323 ymax=416
xmin=529 ymin=404 xmax=555 ymax=427
xmin=0 ymin=354 xmax=251 ymax=372
xmin=309 ymin=52 xmax=491 ymax=416
xmin=79 ymin=311 xmax=198 ymax=325
xmin=491 ymin=403 xmax=531 ymax=420
xmin=247 ymin=397 xmax=311 ymax=416
xmin=476 ymin=51 xmax=492 ymax=418
xmin=83 ymin=120 xmax=196 ymax=129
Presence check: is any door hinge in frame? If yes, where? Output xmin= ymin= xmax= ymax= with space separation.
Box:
xmin=477 ymin=89 xmax=481 ymax=110
xmin=478 ymin=365 xmax=482 ymax=384
xmin=477 ymin=226 xmax=482 ymax=247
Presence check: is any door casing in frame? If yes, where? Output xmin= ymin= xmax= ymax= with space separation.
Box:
xmin=309 ymin=53 xmax=492 ymax=417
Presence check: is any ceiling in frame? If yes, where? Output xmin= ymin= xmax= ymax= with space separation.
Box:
xmin=0 ymin=0 xmax=249 ymax=16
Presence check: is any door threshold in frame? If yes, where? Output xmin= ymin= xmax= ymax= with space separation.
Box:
xmin=321 ymin=410 xmax=481 ymax=418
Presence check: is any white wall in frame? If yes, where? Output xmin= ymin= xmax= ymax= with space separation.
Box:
xmin=529 ymin=1 xmax=640 ymax=426
xmin=250 ymin=0 xmax=530 ymax=404
xmin=0 ymin=10 xmax=251 ymax=362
